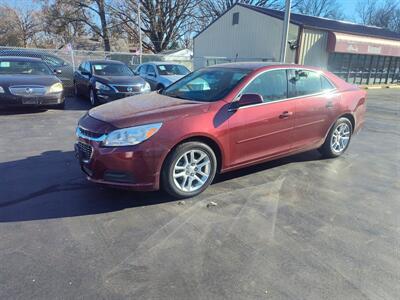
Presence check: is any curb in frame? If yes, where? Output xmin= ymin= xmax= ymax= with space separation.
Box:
xmin=359 ymin=85 xmax=400 ymax=90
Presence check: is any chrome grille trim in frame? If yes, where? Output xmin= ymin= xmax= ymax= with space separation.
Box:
xmin=111 ymin=84 xmax=142 ymax=93
xmin=9 ymin=85 xmax=47 ymax=96
xmin=76 ymin=126 xmax=106 ymax=142
xmin=76 ymin=141 xmax=93 ymax=163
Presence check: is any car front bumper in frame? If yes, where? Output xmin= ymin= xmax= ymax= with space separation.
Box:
xmin=74 ymin=136 xmax=169 ymax=191
xmin=96 ymin=90 xmax=142 ymax=103
xmin=0 ymin=93 xmax=64 ymax=107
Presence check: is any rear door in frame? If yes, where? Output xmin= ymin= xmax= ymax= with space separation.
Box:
xmin=288 ymin=69 xmax=339 ymax=151
xmin=228 ymin=69 xmax=295 ymax=166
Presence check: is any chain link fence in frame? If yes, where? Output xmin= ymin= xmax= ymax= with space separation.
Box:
xmin=0 ymin=46 xmax=195 ymax=94
xmin=2 ymin=46 xmax=397 ymax=96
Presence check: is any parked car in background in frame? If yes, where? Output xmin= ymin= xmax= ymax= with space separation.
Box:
xmin=75 ymin=62 xmax=366 ymax=199
xmin=135 ymin=62 xmax=190 ymax=90
xmin=0 ymin=49 xmax=73 ymax=90
xmin=73 ymin=60 xmax=150 ymax=106
xmin=0 ymin=56 xmax=65 ymax=109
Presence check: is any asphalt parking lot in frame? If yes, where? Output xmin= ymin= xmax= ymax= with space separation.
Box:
xmin=0 ymin=89 xmax=399 ymax=299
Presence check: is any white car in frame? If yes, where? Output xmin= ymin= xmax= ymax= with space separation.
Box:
xmin=135 ymin=62 xmax=190 ymax=91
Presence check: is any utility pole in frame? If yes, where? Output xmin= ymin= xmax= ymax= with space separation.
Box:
xmin=279 ymin=0 xmax=292 ymax=63
xmin=138 ymin=0 xmax=143 ymax=64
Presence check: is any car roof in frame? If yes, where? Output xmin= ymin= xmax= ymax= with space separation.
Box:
xmin=0 ymin=56 xmax=43 ymax=62
xmin=87 ymin=60 xmax=124 ymax=65
xmin=146 ymin=61 xmax=184 ymax=66
xmin=208 ymin=61 xmax=286 ymax=70
xmin=0 ymin=49 xmax=59 ymax=57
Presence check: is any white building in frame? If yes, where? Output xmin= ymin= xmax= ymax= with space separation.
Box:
xmin=193 ymin=3 xmax=400 ymax=85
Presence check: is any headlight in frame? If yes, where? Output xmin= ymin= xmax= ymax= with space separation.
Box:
xmin=0 ymin=86 xmax=4 ymax=93
xmin=103 ymin=123 xmax=162 ymax=147
xmin=48 ymin=82 xmax=63 ymax=93
xmin=141 ymin=82 xmax=151 ymax=93
xmin=95 ymin=82 xmax=112 ymax=91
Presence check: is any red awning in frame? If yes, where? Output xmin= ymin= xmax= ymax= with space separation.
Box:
xmin=328 ymin=32 xmax=400 ymax=57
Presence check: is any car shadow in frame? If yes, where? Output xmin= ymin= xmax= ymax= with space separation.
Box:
xmin=0 ymin=149 xmax=324 ymax=223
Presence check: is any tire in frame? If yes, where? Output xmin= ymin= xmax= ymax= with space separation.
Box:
xmin=161 ymin=142 xmax=217 ymax=199
xmin=55 ymin=101 xmax=65 ymax=110
xmin=156 ymin=84 xmax=165 ymax=91
xmin=74 ymin=82 xmax=79 ymax=97
xmin=319 ymin=117 xmax=353 ymax=158
xmin=89 ymin=88 xmax=98 ymax=106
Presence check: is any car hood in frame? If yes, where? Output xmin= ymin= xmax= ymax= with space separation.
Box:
xmin=0 ymin=75 xmax=60 ymax=88
xmin=161 ymin=75 xmax=184 ymax=83
xmin=89 ymin=92 xmax=208 ymax=128
xmin=93 ymin=75 xmax=145 ymax=85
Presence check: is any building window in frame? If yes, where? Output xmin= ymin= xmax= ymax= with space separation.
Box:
xmin=232 ymin=12 xmax=239 ymax=25
xmin=328 ymin=53 xmax=400 ymax=85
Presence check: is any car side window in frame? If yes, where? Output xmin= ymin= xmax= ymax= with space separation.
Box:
xmin=321 ymin=75 xmax=335 ymax=91
xmin=139 ymin=65 xmax=147 ymax=76
xmin=78 ymin=62 xmax=86 ymax=72
xmin=147 ymin=65 xmax=156 ymax=76
xmin=242 ymin=69 xmax=287 ymax=102
xmin=84 ymin=62 xmax=91 ymax=74
xmin=290 ymin=70 xmax=334 ymax=97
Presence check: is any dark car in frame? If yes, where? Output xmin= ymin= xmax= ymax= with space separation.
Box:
xmin=0 ymin=49 xmax=73 ymax=90
xmin=75 ymin=62 xmax=367 ymax=199
xmin=0 ymin=56 xmax=65 ymax=109
xmin=73 ymin=60 xmax=151 ymax=106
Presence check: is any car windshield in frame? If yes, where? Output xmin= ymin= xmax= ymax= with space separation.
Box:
xmin=157 ymin=64 xmax=190 ymax=76
xmin=162 ymin=67 xmax=250 ymax=102
xmin=92 ymin=63 xmax=133 ymax=76
xmin=0 ymin=60 xmax=52 ymax=75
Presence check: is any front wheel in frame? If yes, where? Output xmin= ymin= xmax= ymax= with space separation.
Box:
xmin=319 ymin=117 xmax=353 ymax=158
xmin=89 ymin=88 xmax=98 ymax=106
xmin=161 ymin=142 xmax=217 ymax=199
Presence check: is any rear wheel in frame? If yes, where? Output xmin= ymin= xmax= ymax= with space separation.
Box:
xmin=74 ymin=82 xmax=79 ymax=96
xmin=55 ymin=101 xmax=65 ymax=110
xmin=162 ymin=142 xmax=217 ymax=199
xmin=319 ymin=117 xmax=352 ymax=158
xmin=89 ymin=88 xmax=98 ymax=106
xmin=156 ymin=84 xmax=165 ymax=91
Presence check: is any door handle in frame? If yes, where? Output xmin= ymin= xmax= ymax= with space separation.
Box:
xmin=326 ymin=101 xmax=334 ymax=109
xmin=279 ymin=111 xmax=293 ymax=119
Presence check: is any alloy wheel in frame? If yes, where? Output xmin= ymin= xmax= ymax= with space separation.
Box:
xmin=172 ymin=149 xmax=211 ymax=192
xmin=90 ymin=89 xmax=95 ymax=106
xmin=330 ymin=123 xmax=350 ymax=154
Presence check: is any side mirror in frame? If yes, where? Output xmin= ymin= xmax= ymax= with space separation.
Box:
xmin=230 ymin=93 xmax=263 ymax=111
xmin=54 ymin=69 xmax=62 ymax=75
xmin=81 ymin=71 xmax=91 ymax=77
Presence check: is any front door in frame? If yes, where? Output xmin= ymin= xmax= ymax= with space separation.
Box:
xmin=228 ymin=69 xmax=295 ymax=167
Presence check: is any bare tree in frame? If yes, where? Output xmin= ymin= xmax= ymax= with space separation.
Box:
xmin=0 ymin=5 xmax=40 ymax=47
xmin=198 ymin=0 xmax=283 ymax=29
xmin=111 ymin=0 xmax=199 ymax=53
xmin=41 ymin=0 xmax=116 ymax=51
xmin=356 ymin=0 xmax=400 ymax=33
xmin=295 ymin=0 xmax=343 ymax=19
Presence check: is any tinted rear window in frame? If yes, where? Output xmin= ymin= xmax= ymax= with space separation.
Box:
xmin=0 ymin=60 xmax=52 ymax=75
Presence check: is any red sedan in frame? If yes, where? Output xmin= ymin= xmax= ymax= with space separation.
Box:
xmin=75 ymin=62 xmax=366 ymax=198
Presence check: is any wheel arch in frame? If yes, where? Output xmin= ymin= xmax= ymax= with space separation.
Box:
xmin=161 ymin=135 xmax=224 ymax=176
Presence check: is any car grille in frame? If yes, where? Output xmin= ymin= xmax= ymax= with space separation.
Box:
xmin=9 ymin=85 xmax=47 ymax=96
xmin=77 ymin=141 xmax=92 ymax=161
xmin=112 ymin=85 xmax=142 ymax=93
xmin=78 ymin=127 xmax=104 ymax=139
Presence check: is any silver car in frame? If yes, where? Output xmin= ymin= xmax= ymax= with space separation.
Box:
xmin=135 ymin=62 xmax=190 ymax=91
